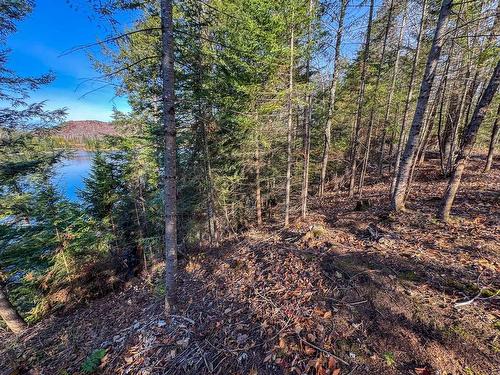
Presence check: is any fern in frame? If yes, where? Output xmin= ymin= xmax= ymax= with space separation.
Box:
xmin=81 ymin=349 xmax=106 ymax=374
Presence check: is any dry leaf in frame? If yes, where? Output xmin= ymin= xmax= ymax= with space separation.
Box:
xmin=304 ymin=345 xmax=316 ymax=355
xmin=328 ymin=356 xmax=336 ymax=370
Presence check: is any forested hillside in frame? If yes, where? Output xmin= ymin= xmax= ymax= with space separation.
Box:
xmin=52 ymin=120 xmax=117 ymax=141
xmin=0 ymin=0 xmax=499 ymax=374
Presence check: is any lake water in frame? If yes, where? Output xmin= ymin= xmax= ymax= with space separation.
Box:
xmin=52 ymin=151 xmax=93 ymax=202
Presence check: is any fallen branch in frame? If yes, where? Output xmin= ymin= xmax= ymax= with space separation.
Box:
xmin=297 ymin=334 xmax=350 ymax=366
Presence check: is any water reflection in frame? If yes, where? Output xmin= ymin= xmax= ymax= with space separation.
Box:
xmin=51 ymin=151 xmax=93 ymax=202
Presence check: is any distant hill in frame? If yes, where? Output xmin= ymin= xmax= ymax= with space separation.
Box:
xmin=52 ymin=120 xmax=118 ymax=141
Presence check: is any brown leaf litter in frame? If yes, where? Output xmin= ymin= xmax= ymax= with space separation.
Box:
xmin=1 ymin=155 xmax=499 ymax=374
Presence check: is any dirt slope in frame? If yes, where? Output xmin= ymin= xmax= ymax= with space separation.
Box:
xmin=1 ymin=155 xmax=499 ymax=375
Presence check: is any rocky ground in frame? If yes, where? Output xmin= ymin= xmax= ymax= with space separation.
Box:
xmin=1 ymin=155 xmax=499 ymax=375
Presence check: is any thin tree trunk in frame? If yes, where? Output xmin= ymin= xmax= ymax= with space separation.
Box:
xmin=255 ymin=130 xmax=263 ymax=226
xmin=0 ymin=285 xmax=26 ymax=334
xmin=301 ymin=0 xmax=315 ymax=218
xmin=202 ymin=121 xmax=217 ymax=244
xmin=378 ymin=10 xmax=406 ymax=175
xmin=485 ymin=103 xmax=500 ymax=172
xmin=319 ymin=0 xmax=347 ymax=197
xmin=419 ymin=80 xmax=443 ymax=165
xmin=405 ymin=95 xmax=439 ymax=199
xmin=438 ymin=3 xmax=465 ymax=176
xmin=447 ymin=70 xmax=471 ymax=174
xmin=284 ymin=11 xmax=295 ymax=227
xmin=161 ymin=0 xmax=177 ymax=314
xmin=440 ymin=60 xmax=500 ymax=221
xmin=348 ymin=0 xmax=375 ymax=198
xmin=358 ymin=0 xmax=394 ymax=198
xmin=437 ymin=60 xmax=451 ymax=174
xmin=390 ymin=0 xmax=427 ymax=196
xmin=196 ymin=10 xmax=218 ymax=245
xmin=391 ymin=0 xmax=452 ymax=211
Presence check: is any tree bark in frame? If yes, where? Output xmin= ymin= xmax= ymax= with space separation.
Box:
xmin=348 ymin=0 xmax=374 ymax=198
xmin=0 ymin=285 xmax=26 ymax=334
xmin=255 ymin=130 xmax=263 ymax=226
xmin=358 ymin=0 xmax=394 ymax=198
xmin=419 ymin=79 xmax=444 ymax=165
xmin=391 ymin=0 xmax=452 ymax=211
xmin=378 ymin=9 xmax=406 ymax=175
xmin=161 ymin=0 xmax=177 ymax=314
xmin=440 ymin=60 xmax=500 ymax=221
xmin=301 ymin=0 xmax=315 ymax=219
xmin=485 ymin=103 xmax=500 ymax=172
xmin=202 ymin=120 xmax=217 ymax=244
xmin=196 ymin=8 xmax=217 ymax=244
xmin=319 ymin=0 xmax=347 ymax=197
xmin=284 ymin=11 xmax=295 ymax=227
xmin=390 ymin=0 xmax=427 ymax=197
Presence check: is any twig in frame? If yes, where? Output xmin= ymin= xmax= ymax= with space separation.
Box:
xmin=167 ymin=314 xmax=195 ymax=324
xmin=454 ymin=289 xmax=500 ymax=308
xmin=297 ymin=334 xmax=350 ymax=366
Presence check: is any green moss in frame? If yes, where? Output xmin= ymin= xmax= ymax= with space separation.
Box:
xmin=444 ymin=278 xmax=478 ymax=295
xmin=493 ymin=320 xmax=500 ymax=331
xmin=383 ymin=352 xmax=395 ymax=367
xmin=480 ymin=288 xmax=499 ymax=298
xmin=443 ymin=324 xmax=470 ymax=340
xmin=399 ymin=270 xmax=419 ymax=282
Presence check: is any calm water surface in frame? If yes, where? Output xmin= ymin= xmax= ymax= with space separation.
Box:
xmin=52 ymin=151 xmax=93 ymax=202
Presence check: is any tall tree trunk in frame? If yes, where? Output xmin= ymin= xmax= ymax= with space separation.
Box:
xmin=161 ymin=0 xmax=177 ymax=314
xmin=255 ymin=129 xmax=263 ymax=226
xmin=405 ymin=92 xmax=440 ymax=200
xmin=319 ymin=0 xmax=347 ymax=197
xmin=419 ymin=79 xmax=444 ymax=165
xmin=202 ymin=121 xmax=217 ymax=244
xmin=284 ymin=11 xmax=295 ymax=227
xmin=391 ymin=0 xmax=453 ymax=211
xmin=301 ymin=0 xmax=315 ymax=219
xmin=196 ymin=8 xmax=217 ymax=245
xmin=348 ymin=0 xmax=375 ymax=198
xmin=485 ymin=103 xmax=500 ymax=172
xmin=437 ymin=59 xmax=451 ymax=174
xmin=0 ymin=285 xmax=26 ymax=334
xmin=378 ymin=9 xmax=406 ymax=175
xmin=390 ymin=0 xmax=427 ymax=197
xmin=358 ymin=0 xmax=394 ymax=198
xmin=440 ymin=60 xmax=500 ymax=221
xmin=447 ymin=69 xmax=471 ymax=174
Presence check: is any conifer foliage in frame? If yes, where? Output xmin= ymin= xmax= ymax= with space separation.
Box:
xmin=0 ymin=0 xmax=499 ymax=335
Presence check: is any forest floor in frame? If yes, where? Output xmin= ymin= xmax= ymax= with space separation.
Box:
xmin=1 ymin=154 xmax=499 ymax=375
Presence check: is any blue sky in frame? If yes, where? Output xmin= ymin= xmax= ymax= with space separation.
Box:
xmin=7 ymin=0 xmax=133 ymax=122
xmin=6 ymin=0 xmax=388 ymax=123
